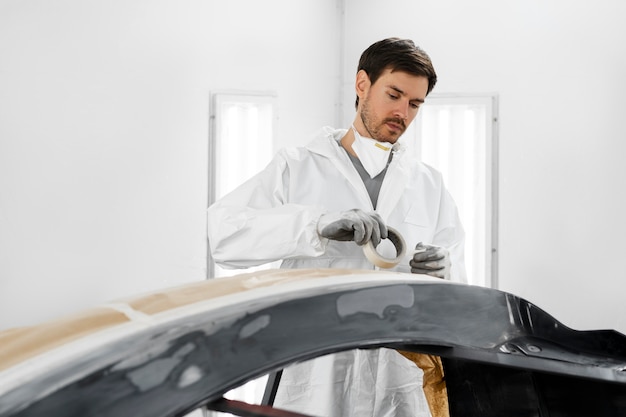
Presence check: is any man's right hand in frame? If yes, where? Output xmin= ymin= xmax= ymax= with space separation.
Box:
xmin=317 ymin=209 xmax=387 ymax=246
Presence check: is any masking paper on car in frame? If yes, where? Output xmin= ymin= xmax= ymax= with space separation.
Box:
xmin=398 ymin=350 xmax=449 ymax=417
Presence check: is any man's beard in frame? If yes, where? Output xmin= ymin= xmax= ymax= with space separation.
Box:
xmin=360 ymin=97 xmax=406 ymax=143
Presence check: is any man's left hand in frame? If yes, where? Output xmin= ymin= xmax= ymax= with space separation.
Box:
xmin=409 ymin=242 xmax=451 ymax=280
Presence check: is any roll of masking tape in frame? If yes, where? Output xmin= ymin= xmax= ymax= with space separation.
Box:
xmin=362 ymin=226 xmax=406 ymax=269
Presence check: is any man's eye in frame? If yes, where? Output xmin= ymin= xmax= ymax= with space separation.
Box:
xmin=410 ymin=103 xmax=420 ymax=109
xmin=388 ymin=94 xmax=398 ymax=100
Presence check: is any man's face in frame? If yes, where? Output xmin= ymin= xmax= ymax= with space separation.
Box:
xmin=358 ymin=68 xmax=429 ymax=144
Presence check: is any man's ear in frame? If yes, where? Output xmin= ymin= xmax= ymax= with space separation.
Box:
xmin=355 ymin=70 xmax=371 ymax=103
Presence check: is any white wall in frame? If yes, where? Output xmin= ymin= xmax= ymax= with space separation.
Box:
xmin=0 ymin=0 xmax=341 ymax=330
xmin=343 ymin=0 xmax=626 ymax=333
xmin=2 ymin=0 xmax=625 ymax=336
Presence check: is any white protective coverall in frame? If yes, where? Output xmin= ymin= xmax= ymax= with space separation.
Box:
xmin=207 ymin=126 xmax=466 ymax=416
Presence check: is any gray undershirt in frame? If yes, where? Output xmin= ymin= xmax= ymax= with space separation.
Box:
xmin=344 ymin=149 xmax=393 ymax=209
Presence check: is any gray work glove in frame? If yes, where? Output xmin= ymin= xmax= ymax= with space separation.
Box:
xmin=317 ymin=209 xmax=388 ymax=246
xmin=409 ymin=242 xmax=451 ymax=279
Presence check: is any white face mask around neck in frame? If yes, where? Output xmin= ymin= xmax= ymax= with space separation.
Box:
xmin=350 ymin=126 xmax=393 ymax=178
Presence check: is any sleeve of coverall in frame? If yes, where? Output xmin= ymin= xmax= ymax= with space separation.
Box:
xmin=207 ymin=152 xmax=328 ymax=269
xmin=432 ymin=186 xmax=468 ymax=284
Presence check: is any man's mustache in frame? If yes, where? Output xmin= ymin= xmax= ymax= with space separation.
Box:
xmin=383 ymin=118 xmax=406 ymax=130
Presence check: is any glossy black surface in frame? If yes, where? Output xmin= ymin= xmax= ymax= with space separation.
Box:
xmin=1 ymin=276 xmax=625 ymax=416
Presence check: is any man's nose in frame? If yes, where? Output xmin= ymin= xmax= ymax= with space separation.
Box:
xmin=393 ymin=100 xmax=409 ymax=120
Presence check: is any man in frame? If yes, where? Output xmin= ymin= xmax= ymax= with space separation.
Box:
xmin=208 ymin=38 xmax=466 ymax=416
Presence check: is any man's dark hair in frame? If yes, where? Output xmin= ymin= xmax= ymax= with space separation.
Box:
xmin=355 ymin=38 xmax=437 ymax=108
